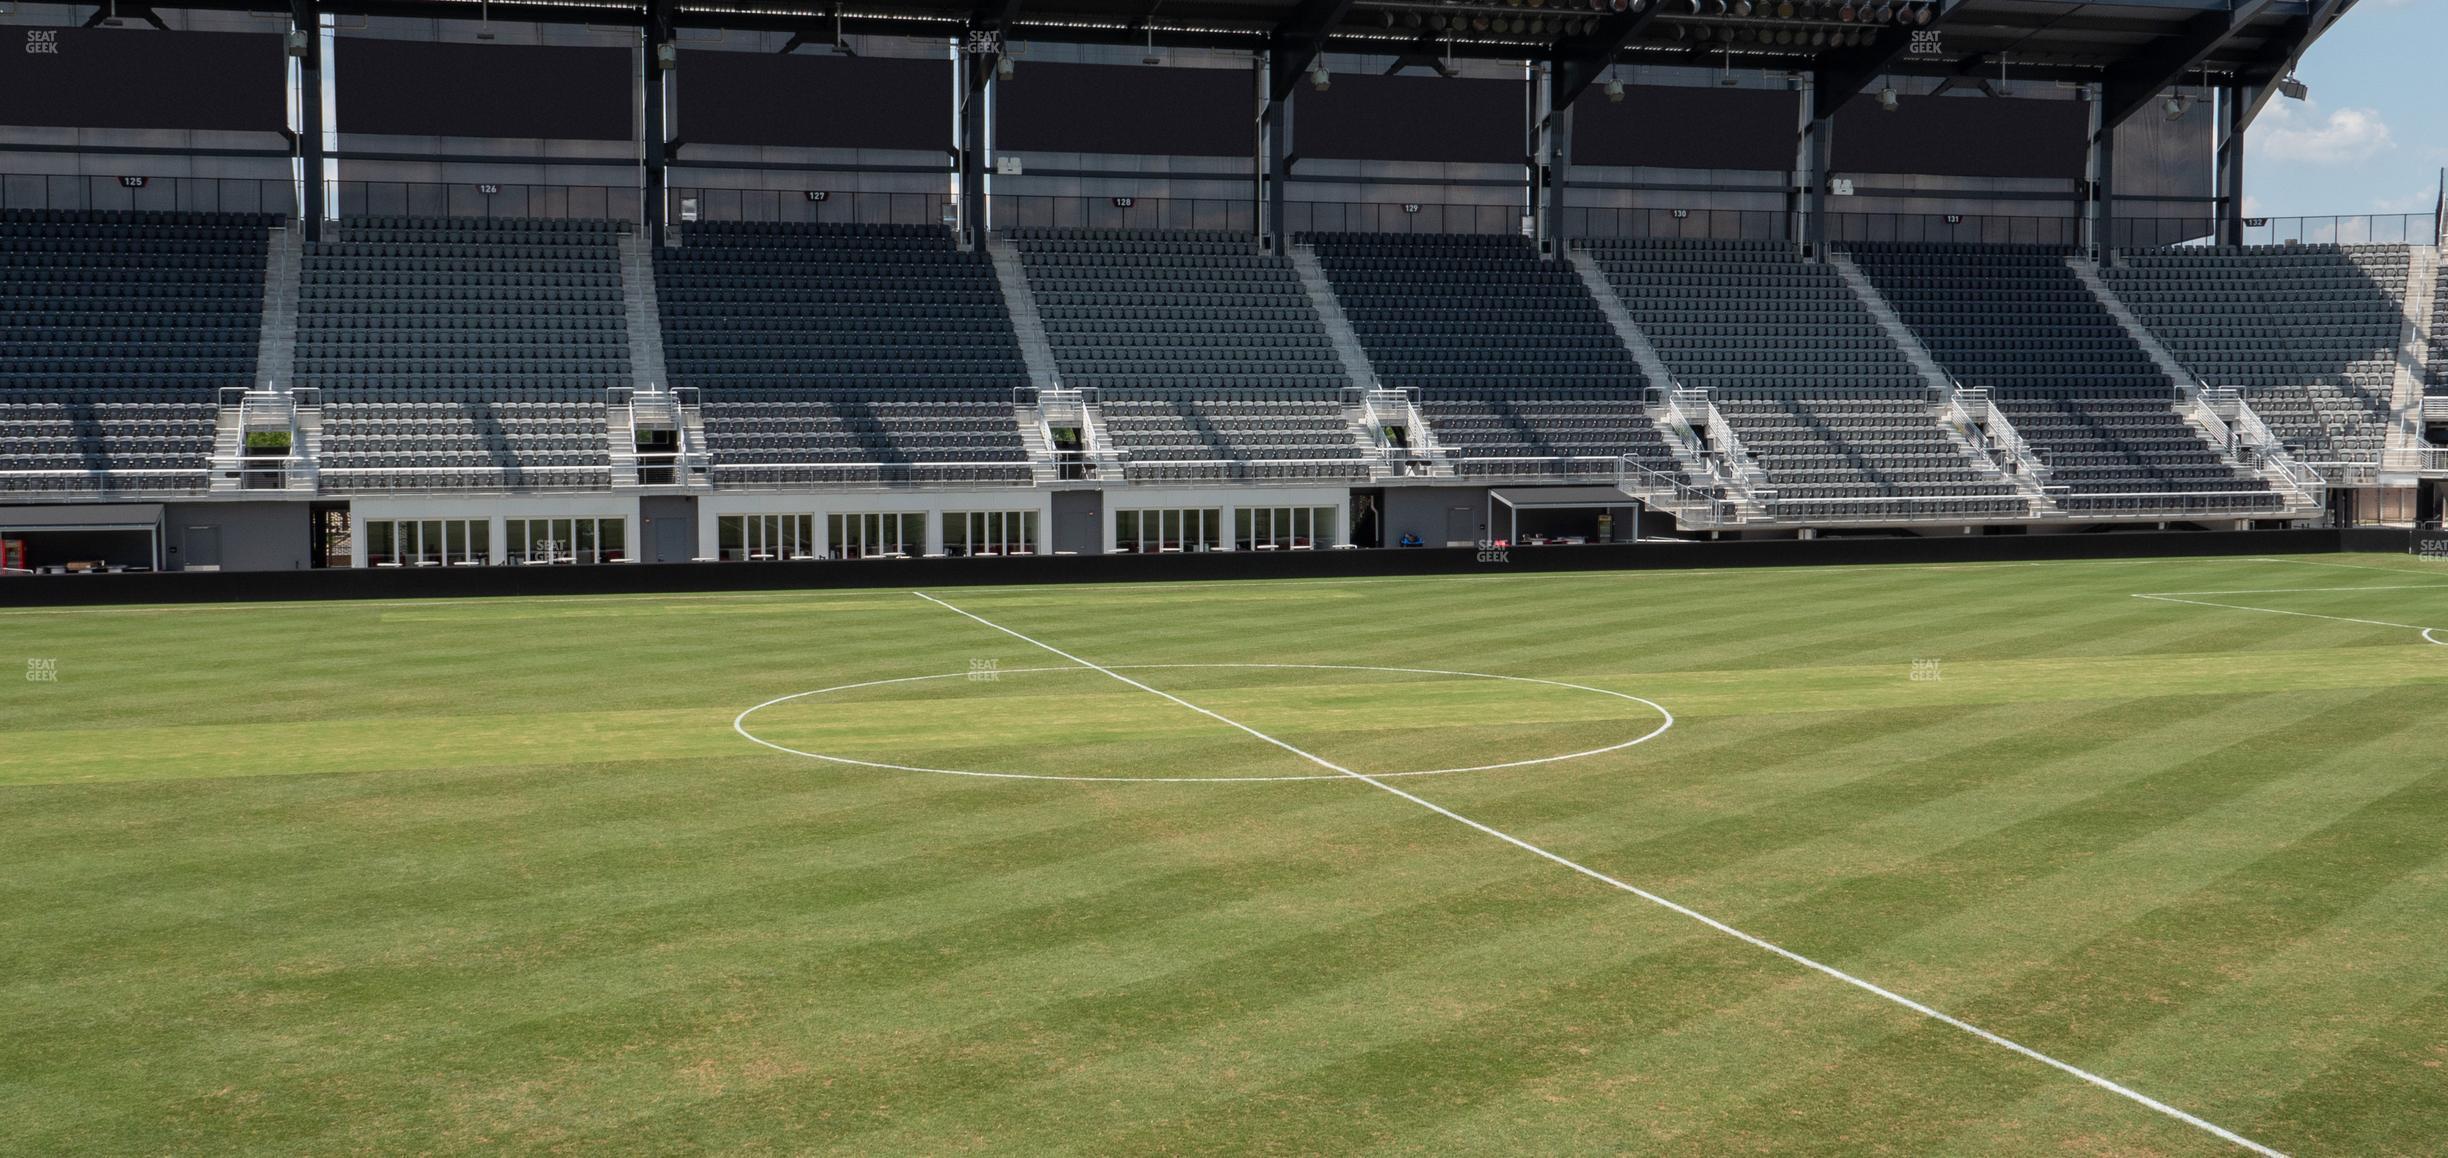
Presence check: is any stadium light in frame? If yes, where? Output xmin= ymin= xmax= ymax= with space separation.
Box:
xmin=1310 ymin=61 xmax=1330 ymax=91
xmin=997 ymin=54 xmax=1015 ymax=81
xmin=2277 ymin=75 xmax=2308 ymax=101
xmin=1877 ymin=83 xmax=1899 ymax=112
xmin=2164 ymin=92 xmax=2191 ymax=121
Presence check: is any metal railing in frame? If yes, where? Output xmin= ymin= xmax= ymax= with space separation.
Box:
xmin=1284 ymin=200 xmax=1528 ymax=237
xmin=705 ymin=461 xmax=1038 ymax=490
xmin=1113 ymin=456 xmax=1375 ymax=483
xmin=1615 ymin=455 xmax=1743 ymax=526
xmin=1761 ymin=494 xmax=2037 ymax=522
xmin=1563 ymin=207 xmax=1787 ymax=243
xmin=2049 ymin=489 xmax=2296 ymax=516
xmin=329 ymin=180 xmax=642 ymax=224
xmin=672 ymin=187 xmax=949 ymax=228
xmin=2236 ymin=213 xmax=2440 ymax=248
xmin=2381 ymin=445 xmax=2448 ymax=473
xmin=318 ymin=463 xmax=617 ymax=495
xmin=1828 ymin=212 xmax=2086 ymax=248
xmin=998 ymin=195 xmax=1260 ymax=235
xmin=0 ymin=173 xmax=298 ymax=216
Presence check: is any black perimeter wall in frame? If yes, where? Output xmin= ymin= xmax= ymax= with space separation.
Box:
xmin=0 ymin=529 xmax=2394 ymax=607
xmin=678 ymin=51 xmax=951 ymax=151
xmin=0 ymin=28 xmax=286 ymax=132
xmin=338 ymin=39 xmax=633 ymax=140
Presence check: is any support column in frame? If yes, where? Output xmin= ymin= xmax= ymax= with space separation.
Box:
xmin=1264 ymin=72 xmax=1292 ymax=252
xmin=2217 ymin=84 xmax=2246 ymax=246
xmin=293 ymin=0 xmax=324 ymax=241
xmin=1537 ymin=66 xmax=1570 ymax=255
xmin=643 ymin=14 xmax=672 ymax=245
xmin=959 ymin=49 xmax=991 ymax=249
xmin=1801 ymin=106 xmax=1833 ymax=252
xmin=1253 ymin=54 xmax=1270 ymax=247
xmin=2087 ymin=83 xmax=2116 ymax=254
xmin=1790 ymin=74 xmax=1814 ymax=247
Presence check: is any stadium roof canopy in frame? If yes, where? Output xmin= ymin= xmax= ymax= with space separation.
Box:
xmin=147 ymin=0 xmax=2354 ymax=123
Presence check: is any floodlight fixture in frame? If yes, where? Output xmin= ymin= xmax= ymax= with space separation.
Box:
xmin=2277 ymin=75 xmax=2308 ymax=101
xmin=1877 ymin=83 xmax=1899 ymax=112
xmin=1310 ymin=60 xmax=1330 ymax=91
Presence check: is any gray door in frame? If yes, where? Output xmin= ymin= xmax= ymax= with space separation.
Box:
xmin=1445 ymin=506 xmax=1475 ymax=547
xmin=184 ymin=525 xmax=221 ymax=570
xmin=655 ymin=518 xmax=693 ymax=563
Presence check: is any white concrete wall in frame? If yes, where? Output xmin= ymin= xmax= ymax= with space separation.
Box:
xmin=349 ymin=493 xmax=640 ymax=566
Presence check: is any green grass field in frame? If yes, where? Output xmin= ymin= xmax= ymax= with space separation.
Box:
xmin=5 ymin=553 xmax=2447 ymax=1154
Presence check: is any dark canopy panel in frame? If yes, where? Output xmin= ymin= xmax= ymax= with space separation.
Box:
xmin=1572 ymin=85 xmax=1798 ymax=171
xmin=1299 ymin=74 xmax=1521 ymax=165
xmin=338 ymin=39 xmax=632 ymax=140
xmin=0 ymin=28 xmax=284 ymax=132
xmin=999 ymin=62 xmax=1247 ymax=157
xmin=1833 ymin=95 xmax=2088 ymax=181
xmin=679 ymin=51 xmax=951 ymax=150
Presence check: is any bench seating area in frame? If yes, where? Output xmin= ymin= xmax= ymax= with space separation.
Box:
xmin=657 ymin=223 xmax=1030 ymax=485
xmin=1015 ymin=229 xmax=1362 ymax=481
xmin=1589 ymin=239 xmax=2016 ymax=519
xmin=1307 ymin=233 xmax=1678 ymax=480
xmin=2103 ymin=244 xmax=2408 ymax=464
xmin=1717 ymin=394 xmax=2028 ymax=522
xmin=0 ymin=209 xmax=272 ymax=492
xmin=1098 ymin=390 xmax=1367 ymax=482
xmin=301 ymin=216 xmax=617 ymax=490
xmin=1844 ymin=243 xmax=2276 ymax=513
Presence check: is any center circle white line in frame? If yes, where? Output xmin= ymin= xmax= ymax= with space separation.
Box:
xmin=733 ymin=663 xmax=1674 ymax=783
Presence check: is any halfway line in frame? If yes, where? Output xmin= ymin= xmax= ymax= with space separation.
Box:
xmin=911 ymin=590 xmax=2285 ymax=1157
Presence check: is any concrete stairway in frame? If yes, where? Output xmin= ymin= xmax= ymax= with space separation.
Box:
xmin=1287 ymin=243 xmax=1381 ymax=392
xmin=1829 ymin=252 xmax=1955 ymax=395
xmin=1011 ymin=398 xmax=1063 ymax=485
xmin=616 ymin=231 xmax=673 ymax=390
xmin=252 ymin=222 xmax=301 ymax=391
xmin=984 ymin=236 xmax=1063 ymax=391
xmin=1564 ymin=248 xmax=1676 ymax=392
xmin=2387 ymin=245 xmax=2440 ymax=457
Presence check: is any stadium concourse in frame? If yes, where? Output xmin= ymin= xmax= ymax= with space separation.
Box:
xmin=0 ymin=0 xmax=2438 ymax=580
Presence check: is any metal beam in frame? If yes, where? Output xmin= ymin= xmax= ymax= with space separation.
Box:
xmin=2098 ymin=0 xmax=2278 ymax=131
xmin=1267 ymin=0 xmax=1356 ymax=105
xmin=643 ymin=0 xmax=672 ymax=243
xmin=1548 ymin=2 xmax=1664 ymax=113
xmin=1814 ymin=0 xmax=1965 ymax=121
xmin=2229 ymin=0 xmax=2346 ymax=133
xmin=292 ymin=0 xmax=324 ymax=241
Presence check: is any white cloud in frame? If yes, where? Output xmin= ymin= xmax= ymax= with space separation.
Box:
xmin=2370 ymin=188 xmax=2436 ymax=214
xmin=2255 ymin=103 xmax=2396 ymax=167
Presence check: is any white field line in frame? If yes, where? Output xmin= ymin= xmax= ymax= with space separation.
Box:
xmin=910 ymin=590 xmax=2286 ymax=1157
xmin=2132 ymin=593 xmax=2444 ymax=640
xmin=731 ymin=663 xmax=1673 ymax=783
xmin=2247 ymin=556 xmax=2448 ymax=577
xmin=2140 ymin=584 xmax=2448 ymax=596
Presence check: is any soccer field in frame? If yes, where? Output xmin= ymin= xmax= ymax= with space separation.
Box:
xmin=4 ymin=553 xmax=2446 ymax=1154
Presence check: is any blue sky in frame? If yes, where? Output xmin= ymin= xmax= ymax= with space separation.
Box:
xmin=2243 ymin=0 xmax=2445 ymax=220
